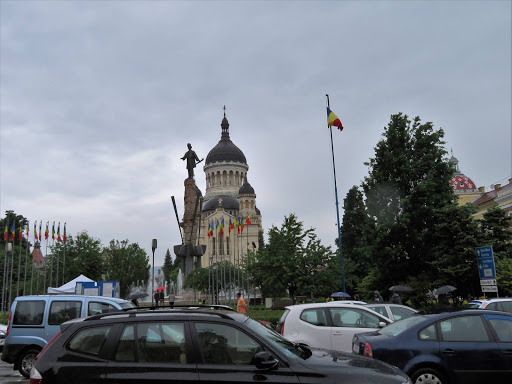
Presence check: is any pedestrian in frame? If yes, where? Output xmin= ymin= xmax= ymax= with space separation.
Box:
xmin=159 ymin=290 xmax=164 ymax=306
xmin=169 ymin=292 xmax=175 ymax=308
xmin=374 ymin=290 xmax=384 ymax=303
xmin=353 ymin=294 xmax=360 ymax=301
xmin=154 ymin=291 xmax=160 ymax=306
xmin=236 ymin=292 xmax=247 ymax=314
xmin=390 ymin=292 xmax=402 ymax=305
xmin=131 ymin=298 xmax=139 ymax=307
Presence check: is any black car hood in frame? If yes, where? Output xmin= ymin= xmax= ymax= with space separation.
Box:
xmin=297 ymin=348 xmax=403 ymax=378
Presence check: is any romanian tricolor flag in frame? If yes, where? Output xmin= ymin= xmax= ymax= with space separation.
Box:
xmin=229 ymin=218 xmax=234 ymax=235
xmin=3 ymin=224 xmax=7 ymax=241
xmin=219 ymin=218 xmax=224 ymax=237
xmin=44 ymin=222 xmax=48 ymax=240
xmin=327 ymin=107 xmax=344 ymax=131
xmin=10 ymin=223 xmax=15 ymax=241
xmin=52 ymin=222 xmax=55 ymax=240
xmin=207 ymin=221 xmax=213 ymax=238
xmin=63 ymin=223 xmax=67 ymax=243
xmin=34 ymin=221 xmax=37 ymax=240
xmin=240 ymin=216 xmax=245 ymax=233
xmin=39 ymin=221 xmax=42 ymax=241
xmin=246 ymin=216 xmax=252 ymax=226
xmin=26 ymin=222 xmax=30 ymax=240
xmin=57 ymin=222 xmax=61 ymax=242
xmin=19 ymin=226 xmax=23 ymax=241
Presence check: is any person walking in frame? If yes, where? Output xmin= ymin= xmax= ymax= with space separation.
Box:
xmin=236 ymin=292 xmax=247 ymax=314
xmin=374 ymin=290 xmax=384 ymax=303
xmin=391 ymin=292 xmax=402 ymax=304
xmin=154 ymin=291 xmax=160 ymax=306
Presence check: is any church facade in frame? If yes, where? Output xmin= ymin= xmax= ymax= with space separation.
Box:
xmin=197 ymin=112 xmax=263 ymax=269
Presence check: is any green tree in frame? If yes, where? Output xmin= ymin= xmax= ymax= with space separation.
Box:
xmin=251 ymin=214 xmax=337 ymax=303
xmin=162 ymin=248 xmax=173 ymax=288
xmin=361 ymin=113 xmax=455 ymax=291
xmin=52 ymin=230 xmax=104 ymax=282
xmin=341 ymin=186 xmax=374 ymax=290
xmin=430 ymin=204 xmax=483 ymax=299
xmin=480 ymin=207 xmax=512 ymax=295
xmin=103 ymin=239 xmax=150 ymax=298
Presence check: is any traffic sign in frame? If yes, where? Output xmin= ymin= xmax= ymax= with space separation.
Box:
xmin=482 ymin=286 xmax=498 ymax=292
xmin=480 ymin=279 xmax=497 ymax=286
xmin=476 ymin=246 xmax=496 ymax=280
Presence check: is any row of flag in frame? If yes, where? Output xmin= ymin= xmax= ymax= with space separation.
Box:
xmin=207 ymin=215 xmax=252 ymax=238
xmin=3 ymin=221 xmax=67 ymax=243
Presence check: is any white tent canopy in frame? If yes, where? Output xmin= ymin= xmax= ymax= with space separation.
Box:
xmin=47 ymin=274 xmax=95 ymax=294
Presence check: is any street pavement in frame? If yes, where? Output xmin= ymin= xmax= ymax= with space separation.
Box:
xmin=0 ymin=357 xmax=27 ymax=383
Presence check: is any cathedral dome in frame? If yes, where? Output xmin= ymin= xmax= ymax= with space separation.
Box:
xmin=202 ymin=195 xmax=239 ymax=212
xmin=239 ymin=177 xmax=255 ymax=195
xmin=205 ymin=114 xmax=247 ymax=165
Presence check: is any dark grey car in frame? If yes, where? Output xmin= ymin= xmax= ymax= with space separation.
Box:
xmin=31 ymin=307 xmax=411 ymax=384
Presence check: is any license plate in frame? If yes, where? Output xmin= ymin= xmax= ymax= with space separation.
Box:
xmin=352 ymin=342 xmax=359 ymax=354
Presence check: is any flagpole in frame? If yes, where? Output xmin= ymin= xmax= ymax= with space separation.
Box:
xmin=8 ymin=225 xmax=15 ymax=309
xmin=43 ymin=222 xmax=49 ymax=294
xmin=326 ymin=94 xmax=346 ymax=293
xmin=23 ymin=222 xmax=29 ymax=296
xmin=1 ymin=219 xmax=9 ymax=314
xmin=16 ymin=226 xmax=23 ymax=297
xmin=63 ymin=223 xmax=67 ymax=284
xmin=56 ymin=222 xmax=60 ymax=287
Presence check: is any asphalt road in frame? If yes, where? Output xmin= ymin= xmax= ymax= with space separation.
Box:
xmin=0 ymin=355 xmax=27 ymax=383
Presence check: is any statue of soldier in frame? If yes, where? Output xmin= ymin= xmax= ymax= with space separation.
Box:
xmin=181 ymin=143 xmax=202 ymax=179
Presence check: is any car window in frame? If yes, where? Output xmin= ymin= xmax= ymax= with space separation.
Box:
xmin=329 ymin=308 xmax=381 ymax=328
xmin=379 ymin=316 xmax=426 ymax=337
xmin=390 ymin=307 xmax=415 ymax=321
xmin=466 ymin=302 xmax=483 ymax=309
xmin=48 ymin=301 xmax=82 ymax=325
xmin=13 ymin=300 xmax=45 ymax=325
xmin=300 ymin=308 xmax=328 ymax=326
xmin=485 ymin=315 xmax=512 ymax=342
xmin=131 ymin=322 xmax=187 ymax=363
xmin=88 ymin=302 xmax=118 ymax=316
xmin=487 ymin=302 xmax=503 ymax=311
xmin=195 ymin=322 xmax=262 ymax=365
xmin=366 ymin=306 xmax=387 ymax=317
xmin=68 ymin=326 xmax=111 ymax=356
xmin=501 ymin=301 xmax=512 ymax=313
xmin=440 ymin=315 xmax=490 ymax=342
xmin=419 ymin=324 xmax=437 ymax=341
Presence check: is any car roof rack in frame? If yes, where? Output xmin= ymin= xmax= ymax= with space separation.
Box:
xmin=83 ymin=304 xmax=237 ymax=322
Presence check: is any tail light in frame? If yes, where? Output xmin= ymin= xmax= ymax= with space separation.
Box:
xmin=6 ymin=312 xmax=12 ymax=337
xmin=36 ymin=331 xmax=62 ymax=360
xmin=363 ymin=342 xmax=373 ymax=358
xmin=29 ymin=367 xmax=43 ymax=384
xmin=280 ymin=321 xmax=285 ymax=336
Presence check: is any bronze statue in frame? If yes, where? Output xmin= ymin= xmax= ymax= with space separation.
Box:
xmin=181 ymin=143 xmax=202 ymax=179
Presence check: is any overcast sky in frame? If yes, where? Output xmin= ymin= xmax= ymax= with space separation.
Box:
xmin=1 ymin=1 xmax=511 ymax=269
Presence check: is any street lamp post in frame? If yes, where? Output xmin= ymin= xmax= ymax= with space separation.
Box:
xmin=1 ymin=242 xmax=13 ymax=313
xmin=152 ymin=239 xmax=157 ymax=306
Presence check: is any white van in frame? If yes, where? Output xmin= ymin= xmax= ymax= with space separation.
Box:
xmin=1 ymin=295 xmax=135 ymax=377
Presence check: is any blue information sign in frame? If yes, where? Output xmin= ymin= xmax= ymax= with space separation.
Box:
xmin=476 ymin=246 xmax=496 ymax=280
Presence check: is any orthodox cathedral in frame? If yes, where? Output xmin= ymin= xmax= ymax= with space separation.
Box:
xmin=197 ymin=111 xmax=263 ymax=268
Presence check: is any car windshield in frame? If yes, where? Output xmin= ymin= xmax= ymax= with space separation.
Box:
xmin=120 ymin=302 xmax=136 ymax=309
xmin=244 ymin=317 xmax=310 ymax=360
xmin=378 ymin=315 xmax=427 ymax=336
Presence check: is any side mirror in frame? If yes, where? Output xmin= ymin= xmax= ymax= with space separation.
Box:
xmin=378 ymin=321 xmax=387 ymax=328
xmin=253 ymin=351 xmax=279 ymax=370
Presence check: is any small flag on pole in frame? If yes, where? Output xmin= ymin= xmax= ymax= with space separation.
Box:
xmin=26 ymin=222 xmax=30 ymax=240
xmin=327 ymin=107 xmax=344 ymax=131
xmin=57 ymin=222 xmax=61 ymax=242
xmin=34 ymin=221 xmax=37 ymax=240
xmin=44 ymin=222 xmax=48 ymax=240
xmin=19 ymin=226 xmax=23 ymax=241
xmin=52 ymin=221 xmax=55 ymax=240
xmin=246 ymin=215 xmax=252 ymax=226
xmin=63 ymin=222 xmax=67 ymax=243
xmin=10 ymin=223 xmax=15 ymax=241
xmin=3 ymin=224 xmax=7 ymax=241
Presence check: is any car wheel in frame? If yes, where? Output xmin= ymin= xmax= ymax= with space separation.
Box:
xmin=18 ymin=348 xmax=40 ymax=378
xmin=411 ymin=368 xmax=446 ymax=384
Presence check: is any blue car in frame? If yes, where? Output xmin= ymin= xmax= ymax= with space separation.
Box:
xmin=352 ymin=309 xmax=512 ymax=384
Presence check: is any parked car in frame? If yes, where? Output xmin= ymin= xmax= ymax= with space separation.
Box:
xmin=352 ymin=309 xmax=512 ymax=384
xmin=467 ymin=297 xmax=512 ymax=313
xmin=1 ymin=294 xmax=135 ymax=377
xmin=0 ymin=329 xmax=6 ymax=352
xmin=365 ymin=303 xmax=418 ymax=321
xmin=276 ymin=302 xmax=391 ymax=352
xmin=31 ymin=306 xmax=411 ymax=384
